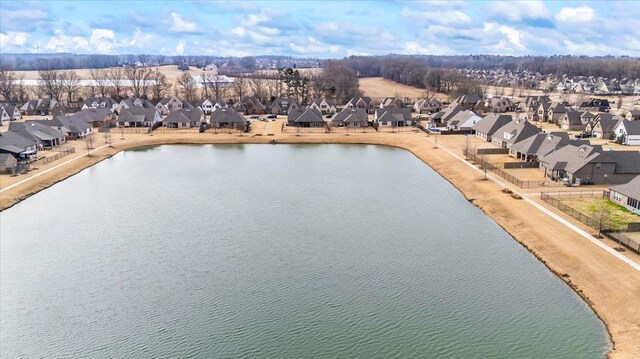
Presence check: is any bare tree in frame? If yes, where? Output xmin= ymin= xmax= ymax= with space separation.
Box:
xmin=107 ymin=67 xmax=125 ymax=100
xmin=176 ymin=72 xmax=197 ymax=103
xmin=0 ymin=65 xmax=18 ymax=103
xmin=59 ymin=70 xmax=81 ymax=106
xmin=125 ymin=66 xmax=152 ymax=98
xmin=150 ymin=68 xmax=171 ymax=101
xmin=38 ymin=70 xmax=63 ymax=101
xmin=89 ymin=68 xmax=108 ymax=97
xmin=84 ymin=133 xmax=95 ymax=156
xmin=13 ymin=74 xmax=29 ymax=104
xmin=249 ymin=76 xmax=268 ymax=103
xmin=233 ymin=75 xmax=248 ymax=102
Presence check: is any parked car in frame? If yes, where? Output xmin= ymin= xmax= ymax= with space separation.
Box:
xmin=249 ymin=115 xmax=260 ymax=119
xmin=325 ymin=114 xmax=333 ymax=119
xmin=575 ymin=132 xmax=592 ymax=139
xmin=266 ymin=114 xmax=277 ymax=119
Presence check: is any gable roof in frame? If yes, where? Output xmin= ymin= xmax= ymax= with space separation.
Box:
xmin=8 ymin=121 xmax=65 ymax=142
xmin=210 ymin=107 xmax=246 ymax=124
xmin=333 ymin=108 xmax=367 ymax=124
xmin=45 ymin=115 xmax=92 ymax=134
xmin=0 ymin=131 xmax=36 ymax=153
xmin=494 ymin=119 xmax=542 ymax=145
xmin=162 ymin=108 xmax=204 ymax=124
xmin=611 ymin=176 xmax=640 ymax=199
xmin=118 ymin=107 xmax=158 ymax=123
xmin=288 ymin=108 xmax=324 ymax=124
xmin=618 ymin=120 xmax=640 ymax=135
xmin=471 ymin=113 xmax=513 ymax=135
xmin=347 ymin=96 xmax=373 ymax=107
xmin=510 ymin=132 xmax=570 ymax=156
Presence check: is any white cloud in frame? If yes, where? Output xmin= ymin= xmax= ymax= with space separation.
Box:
xmin=175 ymin=40 xmax=185 ymax=55
xmin=170 ymin=12 xmax=199 ymax=33
xmin=403 ymin=41 xmax=450 ymax=55
xmin=499 ymin=25 xmax=525 ymax=48
xmin=556 ymin=6 xmax=594 ymax=23
xmin=491 ymin=1 xmax=551 ymax=21
xmin=89 ymin=29 xmax=116 ymax=53
xmin=123 ymin=29 xmax=155 ymax=49
xmin=401 ymin=7 xmax=471 ymax=25
xmin=0 ymin=31 xmax=30 ymax=50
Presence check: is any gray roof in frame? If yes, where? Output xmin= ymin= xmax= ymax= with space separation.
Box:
xmin=539 ymin=144 xmax=614 ymax=173
xmin=45 ymin=115 xmax=91 ymax=134
xmin=605 ymin=151 xmax=640 ymax=174
xmin=0 ymin=131 xmax=36 ymax=154
xmin=447 ymin=110 xmax=478 ymax=128
xmin=471 ymin=113 xmax=513 ymax=135
xmin=493 ymin=119 xmax=541 ymax=145
xmin=71 ymin=108 xmax=113 ymax=124
xmin=562 ymin=110 xmax=582 ymax=126
xmin=509 ymin=132 xmax=570 ymax=157
xmin=9 ymin=121 xmax=65 ymax=142
xmin=611 ymin=176 xmax=640 ymax=199
xmin=210 ymin=107 xmax=246 ymax=124
xmin=288 ymin=108 xmax=324 ymax=124
xmin=347 ymin=96 xmax=373 ymax=107
xmin=332 ymin=108 xmax=367 ymax=125
xmin=84 ymin=97 xmax=117 ymax=108
xmin=374 ymin=107 xmax=411 ymax=121
xmin=452 ymin=94 xmax=481 ymax=106
xmin=163 ymin=108 xmax=204 ymax=124
xmin=0 ymin=153 xmax=17 ymax=166
xmin=620 ymin=120 xmax=640 ymax=135
xmin=118 ymin=107 xmax=158 ymax=123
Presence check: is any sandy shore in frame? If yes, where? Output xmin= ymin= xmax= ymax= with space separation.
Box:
xmin=1 ymin=129 xmax=639 ymax=358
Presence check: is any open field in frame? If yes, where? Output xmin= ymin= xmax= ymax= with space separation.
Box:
xmin=359 ymin=77 xmax=448 ymax=102
xmin=1 ymin=129 xmax=639 ymax=359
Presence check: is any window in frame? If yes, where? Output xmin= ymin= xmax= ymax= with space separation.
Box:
xmin=613 ymin=191 xmax=622 ymax=202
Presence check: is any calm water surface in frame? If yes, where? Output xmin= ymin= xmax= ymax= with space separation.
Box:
xmin=1 ymin=144 xmax=609 ymax=358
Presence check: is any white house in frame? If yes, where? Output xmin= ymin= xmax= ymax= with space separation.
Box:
xmin=613 ymin=120 xmax=640 ymax=146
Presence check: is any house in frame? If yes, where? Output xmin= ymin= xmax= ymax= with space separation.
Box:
xmin=210 ymin=107 xmax=248 ymax=130
xmin=559 ymin=111 xmax=587 ymax=131
xmin=491 ymin=119 xmax=541 ymax=148
xmin=115 ymin=97 xmax=155 ymax=114
xmin=234 ymin=96 xmax=267 ymax=115
xmin=82 ymin=97 xmax=118 ymax=111
xmin=117 ymin=107 xmax=162 ymax=127
xmin=43 ymin=115 xmax=93 ymax=139
xmin=204 ymin=63 xmax=218 ymax=72
xmin=529 ymin=101 xmax=551 ymax=122
xmin=509 ymin=132 xmax=571 ymax=161
xmin=195 ymin=99 xmax=227 ymax=115
xmin=431 ymin=105 xmax=463 ymax=126
xmin=287 ymin=108 xmax=326 ymax=127
xmin=1 ymin=105 xmax=21 ymax=121
xmin=547 ymin=103 xmax=568 ymax=124
xmin=19 ymin=98 xmax=62 ymax=116
xmin=446 ymin=110 xmax=481 ymax=131
xmin=471 ymin=113 xmax=513 ymax=142
xmin=413 ymin=98 xmax=442 ymax=114
xmin=523 ymin=95 xmax=550 ymax=113
xmin=346 ymin=96 xmax=375 ymax=114
xmin=0 ymin=106 xmax=8 ymax=125
xmin=0 ymin=131 xmax=37 ymax=162
xmin=539 ymin=144 xmax=640 ymax=184
xmin=156 ymin=96 xmax=193 ymax=115
xmin=70 ymin=108 xmax=114 ymax=127
xmin=613 ymin=120 xmax=640 ymax=146
xmin=8 ymin=121 xmax=66 ymax=149
xmin=309 ymin=99 xmax=337 ymax=114
xmin=379 ymin=97 xmax=405 ymax=108
xmin=374 ymin=107 xmax=412 ymax=127
xmin=590 ymin=117 xmax=623 ymax=139
xmin=486 ymin=97 xmax=516 ymax=113
xmin=579 ymin=98 xmax=611 ymax=112
xmin=609 ymin=176 xmax=640 ymax=214
xmin=0 ymin=153 xmax=18 ymax=173
xmin=580 ymin=111 xmax=596 ymax=124
xmin=271 ymin=97 xmax=301 ymax=115
xmin=162 ymin=108 xmax=205 ymax=128
xmin=626 ymin=110 xmax=640 ymax=121
xmin=451 ymin=94 xmax=482 ymax=111
xmin=331 ymin=108 xmax=368 ymax=128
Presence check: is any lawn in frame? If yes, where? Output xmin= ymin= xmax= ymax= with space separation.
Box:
xmin=560 ymin=197 xmax=640 ymax=227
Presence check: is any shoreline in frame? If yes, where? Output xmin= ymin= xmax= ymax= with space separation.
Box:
xmin=1 ymin=131 xmax=639 ymax=358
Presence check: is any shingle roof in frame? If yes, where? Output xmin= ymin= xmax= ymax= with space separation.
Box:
xmin=611 ymin=176 xmax=640 ymax=199
xmin=332 ymin=108 xmax=367 ymax=125
xmin=471 ymin=113 xmax=513 ymax=135
xmin=163 ymin=108 xmax=203 ymax=123
xmin=288 ymin=108 xmax=324 ymax=124
xmin=210 ymin=107 xmax=246 ymax=124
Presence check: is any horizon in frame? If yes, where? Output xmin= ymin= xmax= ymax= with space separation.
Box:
xmin=1 ymin=1 xmax=639 ymax=58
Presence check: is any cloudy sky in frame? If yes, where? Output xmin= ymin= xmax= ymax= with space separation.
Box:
xmin=1 ymin=0 xmax=638 ymax=57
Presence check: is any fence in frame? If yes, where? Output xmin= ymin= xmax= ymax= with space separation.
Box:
xmin=540 ymin=191 xmax=640 ymax=234
xmin=464 ymin=149 xmax=555 ymax=188
xmin=153 ymin=128 xmax=199 ymax=134
xmin=36 ymin=147 xmax=76 ymax=166
xmin=603 ymin=232 xmax=640 ymax=254
xmin=108 ymin=127 xmax=151 ymax=134
xmin=477 ymin=148 xmax=509 ymax=155
xmin=504 ymin=161 xmax=540 ymax=169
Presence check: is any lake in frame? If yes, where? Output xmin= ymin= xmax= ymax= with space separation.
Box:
xmin=0 ymin=144 xmax=609 ymax=358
